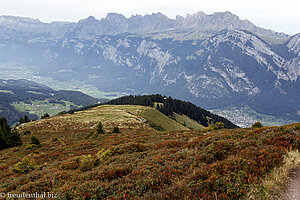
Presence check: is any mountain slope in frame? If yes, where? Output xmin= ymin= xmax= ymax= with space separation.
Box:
xmin=0 ymin=13 xmax=299 ymax=126
xmin=1 ymin=110 xmax=300 ymax=199
xmin=0 ymin=79 xmax=100 ymax=124
xmin=0 ymin=30 xmax=299 ymax=124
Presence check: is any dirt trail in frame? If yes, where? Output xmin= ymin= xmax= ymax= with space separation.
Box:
xmin=281 ymin=167 xmax=300 ymax=200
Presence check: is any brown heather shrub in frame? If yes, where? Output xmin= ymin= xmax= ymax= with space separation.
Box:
xmin=183 ymin=136 xmax=206 ymax=149
xmin=100 ymin=167 xmax=132 ymax=181
xmin=60 ymin=158 xmax=80 ymax=170
xmin=156 ymin=139 xmax=183 ymax=149
xmin=112 ymin=142 xmax=147 ymax=154
xmin=3 ymin=121 xmax=300 ymax=200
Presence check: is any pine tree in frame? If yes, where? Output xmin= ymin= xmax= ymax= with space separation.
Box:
xmin=19 ymin=115 xmax=30 ymax=124
xmin=112 ymin=126 xmax=121 ymax=133
xmin=24 ymin=115 xmax=30 ymax=123
xmin=96 ymin=122 xmax=105 ymax=134
xmin=41 ymin=113 xmax=50 ymax=119
xmin=0 ymin=117 xmax=22 ymax=150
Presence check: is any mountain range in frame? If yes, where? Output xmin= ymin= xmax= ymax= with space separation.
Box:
xmin=0 ymin=11 xmax=299 ymax=126
xmin=0 ymin=12 xmax=288 ymax=39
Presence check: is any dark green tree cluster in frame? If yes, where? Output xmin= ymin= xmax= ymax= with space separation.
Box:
xmin=19 ymin=115 xmax=30 ymax=124
xmin=107 ymin=95 xmax=155 ymax=107
xmin=41 ymin=113 xmax=50 ymax=119
xmin=251 ymin=121 xmax=263 ymax=128
xmin=106 ymin=94 xmax=238 ymax=129
xmin=0 ymin=117 xmax=22 ymax=150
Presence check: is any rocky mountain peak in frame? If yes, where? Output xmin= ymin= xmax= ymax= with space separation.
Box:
xmin=78 ymin=16 xmax=99 ymax=25
xmin=105 ymin=13 xmax=127 ymax=21
xmin=287 ymin=33 xmax=300 ymax=55
xmin=0 ymin=15 xmax=41 ymax=25
xmin=212 ymin=11 xmax=238 ymax=18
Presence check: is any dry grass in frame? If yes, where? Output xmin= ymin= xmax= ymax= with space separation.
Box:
xmin=174 ymin=113 xmax=204 ymax=130
xmin=247 ymin=150 xmax=300 ymax=199
xmin=17 ymin=105 xmax=188 ymax=137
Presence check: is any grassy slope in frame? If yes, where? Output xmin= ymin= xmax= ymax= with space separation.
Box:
xmin=135 ymin=108 xmax=189 ymax=132
xmin=174 ymin=112 xmax=205 ymax=130
xmin=1 ymin=106 xmax=300 ymax=199
xmin=154 ymin=102 xmax=204 ymax=130
xmin=17 ymin=105 xmax=188 ymax=140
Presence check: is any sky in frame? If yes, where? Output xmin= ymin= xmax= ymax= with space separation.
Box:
xmin=0 ymin=0 xmax=299 ymax=35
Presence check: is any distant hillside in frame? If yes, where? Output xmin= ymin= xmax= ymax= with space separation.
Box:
xmin=16 ymin=104 xmax=190 ymax=137
xmin=0 ymin=79 xmax=101 ymax=124
xmin=106 ymin=94 xmax=238 ymax=129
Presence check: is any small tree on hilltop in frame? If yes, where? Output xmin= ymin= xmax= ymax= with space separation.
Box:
xmin=96 ymin=122 xmax=105 ymax=134
xmin=112 ymin=126 xmax=121 ymax=133
xmin=251 ymin=121 xmax=263 ymax=128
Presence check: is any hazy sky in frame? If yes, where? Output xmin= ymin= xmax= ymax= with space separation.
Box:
xmin=0 ymin=0 xmax=299 ymax=35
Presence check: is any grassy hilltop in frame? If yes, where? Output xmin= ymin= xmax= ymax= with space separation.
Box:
xmin=0 ymin=104 xmax=300 ymax=199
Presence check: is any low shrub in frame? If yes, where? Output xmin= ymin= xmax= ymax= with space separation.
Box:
xmin=51 ymin=137 xmax=59 ymax=142
xmin=60 ymin=158 xmax=80 ymax=170
xmin=96 ymin=149 xmax=112 ymax=163
xmin=79 ymin=154 xmax=96 ymax=171
xmin=101 ymin=167 xmax=132 ymax=181
xmin=112 ymin=143 xmax=147 ymax=154
xmin=30 ymin=135 xmax=41 ymax=146
xmin=207 ymin=122 xmax=225 ymax=130
xmin=23 ymin=130 xmax=31 ymax=135
xmin=157 ymin=140 xmax=183 ymax=149
xmin=12 ymin=156 xmax=38 ymax=174
xmin=25 ymin=144 xmax=38 ymax=150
